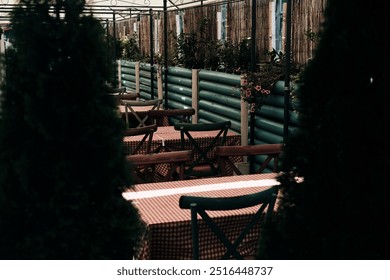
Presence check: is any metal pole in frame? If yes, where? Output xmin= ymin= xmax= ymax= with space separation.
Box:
xmin=112 ymin=11 xmax=117 ymax=83
xmin=112 ymin=11 xmax=116 ymax=58
xmin=163 ymin=0 xmax=169 ymax=109
xmin=105 ymin=19 xmax=110 ymax=73
xmin=283 ymin=0 xmax=292 ymax=144
xmin=249 ymin=0 xmax=257 ymax=173
xmin=150 ymin=9 xmax=155 ymax=99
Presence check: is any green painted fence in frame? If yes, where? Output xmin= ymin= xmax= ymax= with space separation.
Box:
xmin=118 ymin=60 xmax=300 ymax=145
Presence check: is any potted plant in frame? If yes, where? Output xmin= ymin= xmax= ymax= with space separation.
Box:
xmin=240 ymin=48 xmax=301 ymax=112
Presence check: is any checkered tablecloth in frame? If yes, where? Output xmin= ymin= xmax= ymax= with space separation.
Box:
xmin=118 ymin=105 xmax=170 ymax=127
xmin=122 ymin=173 xmax=279 ymax=260
xmin=123 ymin=126 xmax=241 ymax=179
xmin=123 ymin=126 xmax=241 ymax=157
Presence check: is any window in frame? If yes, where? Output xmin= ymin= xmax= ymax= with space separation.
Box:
xmin=270 ymin=0 xmax=284 ymax=52
xmin=217 ymin=4 xmax=227 ymax=41
xmin=176 ymin=11 xmax=184 ymax=36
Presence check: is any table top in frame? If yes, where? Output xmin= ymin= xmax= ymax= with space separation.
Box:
xmin=123 ymin=125 xmax=240 ymax=155
xmin=123 ymin=126 xmax=241 ymax=157
xmin=123 ymin=173 xmax=279 ymax=259
xmin=125 ymin=125 xmax=237 ymax=140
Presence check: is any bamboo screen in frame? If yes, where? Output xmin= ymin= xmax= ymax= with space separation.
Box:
xmin=110 ymin=0 xmax=327 ymax=66
xmin=291 ymin=0 xmax=327 ymax=65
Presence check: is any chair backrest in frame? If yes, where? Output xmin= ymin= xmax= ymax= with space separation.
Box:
xmin=126 ymin=150 xmax=193 ymax=183
xmin=179 ymin=186 xmax=278 ymax=259
xmin=174 ymin=121 xmax=231 ymax=177
xmin=121 ymin=99 xmax=163 ymax=128
xmin=106 ymin=86 xmax=126 ymax=105
xmin=118 ymin=91 xmax=139 ymax=101
xmin=148 ymin=108 xmax=195 ymax=126
xmin=123 ymin=124 xmax=157 ymax=155
xmin=105 ymin=86 xmax=126 ymax=95
xmin=215 ymin=144 xmax=283 ymax=175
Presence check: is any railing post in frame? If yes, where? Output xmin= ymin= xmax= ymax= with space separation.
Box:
xmin=135 ymin=61 xmax=140 ymax=96
xmin=157 ymin=65 xmax=163 ymax=103
xmin=192 ymin=69 xmax=199 ymax=124
xmin=117 ymin=59 xmax=121 ymax=88
xmin=240 ymin=84 xmax=248 ymax=146
xmin=240 ymin=74 xmax=249 ymax=165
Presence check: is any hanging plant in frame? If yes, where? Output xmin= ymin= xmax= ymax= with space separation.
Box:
xmin=240 ymin=64 xmax=283 ymax=112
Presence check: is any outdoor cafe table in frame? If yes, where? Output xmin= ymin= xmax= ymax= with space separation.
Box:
xmin=118 ymin=105 xmax=169 ymax=127
xmin=123 ymin=125 xmax=241 ymax=156
xmin=122 ymin=173 xmax=279 ymax=260
xmin=118 ymin=105 xmax=152 ymax=115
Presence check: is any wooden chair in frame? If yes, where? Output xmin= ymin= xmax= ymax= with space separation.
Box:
xmin=174 ymin=121 xmax=231 ymax=178
xmin=179 ymin=186 xmax=278 ymax=259
xmin=215 ymin=144 xmax=283 ymax=176
xmin=123 ymin=124 xmax=157 ymax=155
xmin=106 ymin=86 xmax=126 ymax=94
xmin=126 ymin=150 xmax=193 ymax=183
xmin=118 ymin=91 xmax=139 ymax=101
xmin=148 ymin=108 xmax=195 ymax=126
xmin=106 ymin=86 xmax=139 ymax=107
xmin=121 ymin=99 xmax=163 ymax=128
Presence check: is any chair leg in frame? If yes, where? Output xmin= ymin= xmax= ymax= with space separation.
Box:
xmin=190 ymin=206 xmax=200 ymax=260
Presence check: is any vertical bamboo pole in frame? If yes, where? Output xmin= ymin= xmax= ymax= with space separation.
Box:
xmin=192 ymin=69 xmax=199 ymax=124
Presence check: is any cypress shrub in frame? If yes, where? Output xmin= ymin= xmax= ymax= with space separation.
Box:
xmin=259 ymin=0 xmax=390 ymax=259
xmin=0 ymin=0 xmax=142 ymax=259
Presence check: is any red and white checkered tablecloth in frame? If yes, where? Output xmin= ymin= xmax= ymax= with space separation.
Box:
xmin=123 ymin=126 xmax=241 ymax=179
xmin=123 ymin=126 xmax=241 ymax=155
xmin=118 ymin=105 xmax=170 ymax=127
xmin=122 ymin=173 xmax=279 ymax=260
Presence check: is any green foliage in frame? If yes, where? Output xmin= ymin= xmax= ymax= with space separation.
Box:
xmin=215 ymin=38 xmax=253 ymax=73
xmin=0 ymin=0 xmax=142 ymax=259
xmin=258 ymin=0 xmax=390 ymax=259
xmin=304 ymin=28 xmax=320 ymax=43
xmin=236 ymin=38 xmax=252 ymax=71
xmin=175 ymin=30 xmax=204 ymax=68
xmin=174 ymin=26 xmax=255 ymax=73
xmin=216 ymin=41 xmax=237 ymax=72
xmin=174 ymin=17 xmax=221 ymax=69
xmin=264 ymin=48 xmax=286 ymax=65
xmin=120 ymin=34 xmax=142 ymax=61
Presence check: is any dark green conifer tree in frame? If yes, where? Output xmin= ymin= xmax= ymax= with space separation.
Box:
xmin=0 ymin=0 xmax=142 ymax=259
xmin=259 ymin=0 xmax=390 ymax=259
